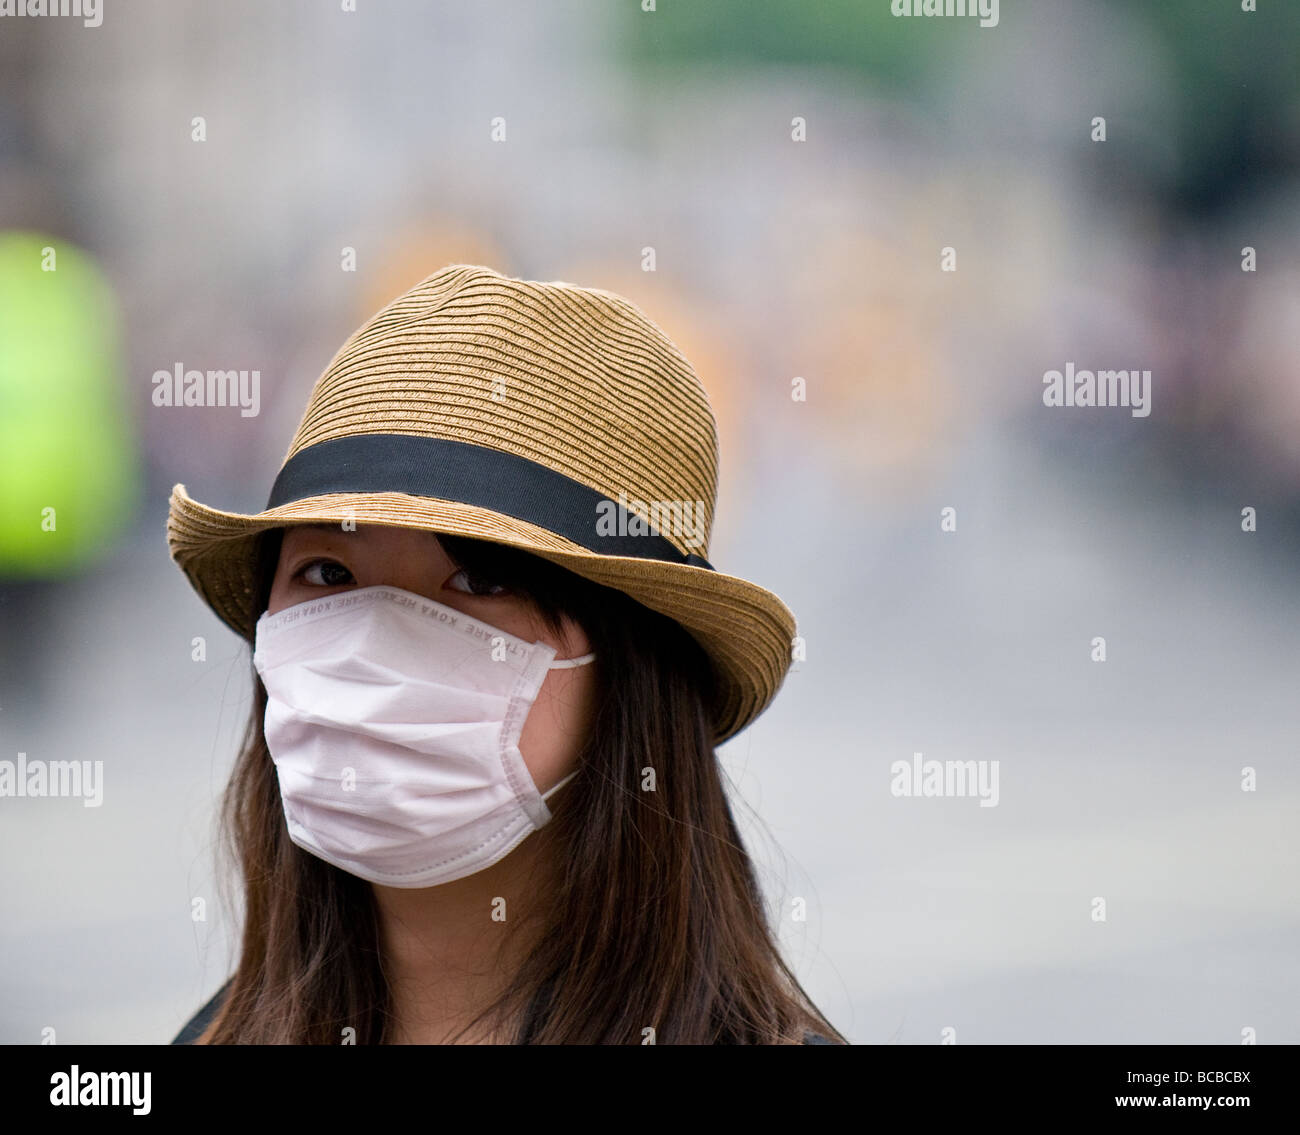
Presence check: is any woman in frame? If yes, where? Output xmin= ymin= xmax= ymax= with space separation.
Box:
xmin=166 ymin=263 xmax=844 ymax=1044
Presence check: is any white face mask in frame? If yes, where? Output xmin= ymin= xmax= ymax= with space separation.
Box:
xmin=251 ymin=584 xmax=596 ymax=889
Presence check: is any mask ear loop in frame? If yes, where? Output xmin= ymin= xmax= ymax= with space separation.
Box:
xmin=536 ymin=651 xmax=594 ymax=804
xmin=547 ymin=651 xmax=596 ymax=669
xmin=540 ymin=768 xmax=582 ymax=802
xmin=533 ymin=647 xmax=595 ymax=806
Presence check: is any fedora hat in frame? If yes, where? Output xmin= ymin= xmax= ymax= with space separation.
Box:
xmin=166 ymin=263 xmax=797 ymax=743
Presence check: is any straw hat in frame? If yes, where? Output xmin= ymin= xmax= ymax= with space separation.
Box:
xmin=166 ymin=263 xmax=797 ymax=743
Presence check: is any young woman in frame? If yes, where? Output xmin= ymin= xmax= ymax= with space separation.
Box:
xmin=166 ymin=263 xmax=844 ymax=1044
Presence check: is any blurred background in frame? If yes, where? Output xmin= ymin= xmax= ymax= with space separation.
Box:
xmin=1 ymin=0 xmax=1297 ymax=1044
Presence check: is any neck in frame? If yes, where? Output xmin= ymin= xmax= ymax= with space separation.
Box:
xmin=373 ymin=827 xmax=557 ymax=1044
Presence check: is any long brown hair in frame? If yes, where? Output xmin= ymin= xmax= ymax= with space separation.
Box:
xmin=199 ymin=526 xmax=845 ymax=1044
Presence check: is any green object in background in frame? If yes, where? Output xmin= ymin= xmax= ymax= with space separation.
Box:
xmin=0 ymin=230 xmax=140 ymax=578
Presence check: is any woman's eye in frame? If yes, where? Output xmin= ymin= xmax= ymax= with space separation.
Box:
xmin=445 ymin=568 xmax=510 ymax=597
xmin=297 ymin=559 xmax=355 ymax=587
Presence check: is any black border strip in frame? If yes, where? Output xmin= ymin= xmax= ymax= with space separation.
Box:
xmin=264 ymin=434 xmax=715 ymax=570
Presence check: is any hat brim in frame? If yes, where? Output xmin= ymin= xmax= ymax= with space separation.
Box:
xmin=166 ymin=484 xmax=796 ymax=744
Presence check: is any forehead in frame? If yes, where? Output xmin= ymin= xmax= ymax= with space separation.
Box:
xmin=282 ymin=522 xmax=347 ymax=540
xmin=278 ymin=523 xmax=445 ymax=552
xmin=278 ymin=522 xmax=347 ymax=549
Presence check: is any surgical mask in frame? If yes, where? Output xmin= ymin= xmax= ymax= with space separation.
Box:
xmin=251 ymin=584 xmax=595 ymax=888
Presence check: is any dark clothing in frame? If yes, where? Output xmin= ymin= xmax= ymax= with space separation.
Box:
xmin=171 ymin=981 xmax=231 ymax=1044
xmin=172 ymin=979 xmax=836 ymax=1044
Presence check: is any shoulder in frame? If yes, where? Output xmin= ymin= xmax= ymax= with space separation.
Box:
xmin=801 ymin=1031 xmax=838 ymax=1045
xmin=170 ymin=979 xmax=232 ymax=1045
